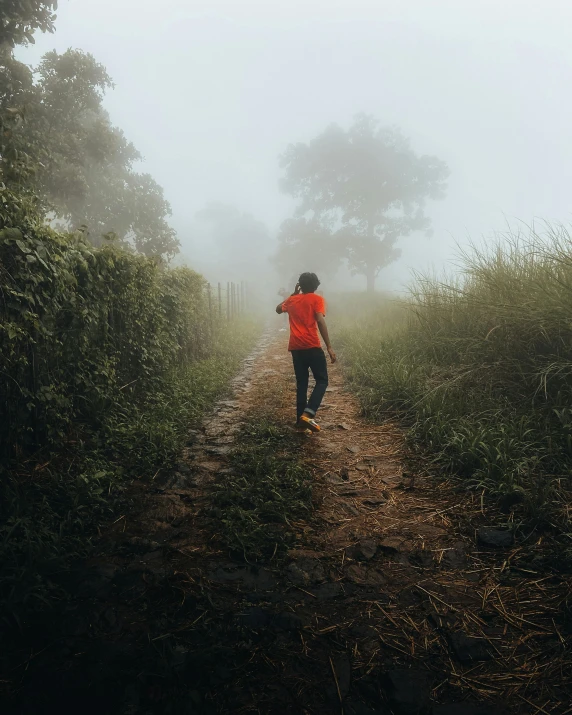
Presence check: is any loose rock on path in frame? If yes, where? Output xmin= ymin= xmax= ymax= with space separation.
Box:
xmin=6 ymin=329 xmax=571 ymax=715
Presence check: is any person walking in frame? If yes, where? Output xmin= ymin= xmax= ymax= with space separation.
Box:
xmin=275 ymin=272 xmax=336 ymax=432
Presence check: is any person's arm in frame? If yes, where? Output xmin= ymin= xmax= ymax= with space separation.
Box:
xmin=275 ymin=283 xmax=300 ymax=314
xmin=316 ymin=313 xmax=337 ymax=363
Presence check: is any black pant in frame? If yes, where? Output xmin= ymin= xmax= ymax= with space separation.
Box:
xmin=291 ymin=347 xmax=328 ymax=419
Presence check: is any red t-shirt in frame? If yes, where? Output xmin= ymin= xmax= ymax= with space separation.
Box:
xmin=281 ymin=293 xmax=326 ymax=351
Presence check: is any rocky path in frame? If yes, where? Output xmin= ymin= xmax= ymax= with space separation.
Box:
xmin=7 ymin=329 xmax=571 ymax=715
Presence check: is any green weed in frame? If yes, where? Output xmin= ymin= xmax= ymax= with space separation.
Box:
xmin=337 ymin=225 xmax=572 ymax=537
xmin=211 ymin=420 xmax=313 ymax=563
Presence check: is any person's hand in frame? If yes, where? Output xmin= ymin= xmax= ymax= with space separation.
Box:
xmin=292 ymin=282 xmax=301 ymax=295
xmin=327 ymin=346 xmax=337 ymax=364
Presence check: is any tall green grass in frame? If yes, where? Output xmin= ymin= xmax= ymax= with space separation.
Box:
xmin=338 ymin=225 xmax=572 ymax=537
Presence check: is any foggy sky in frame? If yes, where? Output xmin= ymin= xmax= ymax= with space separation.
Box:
xmin=17 ymin=0 xmax=572 ymax=291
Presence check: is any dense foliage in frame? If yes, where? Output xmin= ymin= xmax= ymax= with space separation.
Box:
xmin=337 ymin=227 xmax=572 ymax=538
xmin=1 ymin=47 xmax=178 ymax=258
xmin=0 ymin=0 xmax=57 ymax=49
xmin=0 ymin=189 xmax=206 ymax=459
xmin=0 ymin=190 xmax=259 ymax=615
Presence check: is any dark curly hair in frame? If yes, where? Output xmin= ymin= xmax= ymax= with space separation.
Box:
xmin=298 ymin=272 xmax=320 ymax=293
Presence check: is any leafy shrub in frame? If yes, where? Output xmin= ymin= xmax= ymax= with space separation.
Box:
xmin=0 ymin=189 xmax=213 ymax=457
xmin=0 ymin=188 xmax=260 ymax=616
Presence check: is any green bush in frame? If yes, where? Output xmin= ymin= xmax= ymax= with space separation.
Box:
xmin=0 ymin=188 xmax=260 ymax=616
xmin=0 ymin=189 xmax=214 ymax=457
xmin=338 ymin=226 xmax=572 ymax=534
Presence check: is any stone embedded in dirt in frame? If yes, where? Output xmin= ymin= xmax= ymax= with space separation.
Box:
xmin=287 ymin=558 xmax=326 ymax=586
xmin=287 ymin=548 xmax=323 ymax=559
xmin=447 ymin=631 xmax=491 ymax=664
xmin=477 ymin=527 xmax=514 ymax=548
xmin=338 ymin=422 xmax=351 ymax=430
xmin=326 ymin=474 xmax=345 ymax=485
xmin=274 ymin=612 xmax=304 ymax=631
xmin=338 ymin=487 xmax=363 ymax=497
xmin=208 ymin=564 xmax=276 ymax=590
xmin=195 ymin=461 xmax=223 ymax=473
xmin=398 ymin=476 xmax=416 ymax=491
xmin=380 ymin=475 xmax=404 ymax=487
xmin=176 ymin=462 xmax=191 ymax=474
xmin=353 ymin=539 xmax=378 ymax=561
xmin=169 ymin=472 xmax=195 ymax=488
xmin=124 ymin=536 xmax=160 ymax=552
xmin=379 ymin=536 xmax=404 ymax=555
xmin=345 ymin=563 xmax=385 ymax=585
xmin=205 ymin=445 xmax=233 ymax=457
xmin=441 ymin=543 xmax=467 ymax=569
xmin=347 ymin=446 xmax=361 ymax=454
xmin=366 ymin=569 xmax=386 ymax=585
xmin=343 ymin=503 xmax=360 ymax=516
xmin=312 ymin=582 xmax=344 ymax=600
xmin=408 ymin=550 xmax=434 ymax=568
xmin=362 ymin=496 xmax=387 ymax=507
xmin=345 ymin=563 xmax=368 ymax=583
xmin=218 ymin=400 xmax=240 ymax=408
xmin=383 ymin=669 xmax=433 ymax=715
xmin=211 ymin=435 xmax=235 ymax=445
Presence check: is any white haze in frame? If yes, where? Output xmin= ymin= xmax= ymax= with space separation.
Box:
xmin=17 ymin=0 xmax=572 ymax=292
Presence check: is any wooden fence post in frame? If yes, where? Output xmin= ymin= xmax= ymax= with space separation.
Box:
xmin=218 ymin=282 xmax=222 ymax=318
xmin=207 ymin=283 xmax=213 ymax=335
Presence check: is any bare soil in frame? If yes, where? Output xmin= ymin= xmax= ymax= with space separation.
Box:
xmin=3 ymin=330 xmax=571 ymax=715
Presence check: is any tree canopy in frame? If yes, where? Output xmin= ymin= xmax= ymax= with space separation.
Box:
xmin=0 ymin=1 xmax=57 ymax=51
xmin=1 ymin=45 xmax=179 ymax=259
xmin=279 ymin=114 xmax=449 ymax=291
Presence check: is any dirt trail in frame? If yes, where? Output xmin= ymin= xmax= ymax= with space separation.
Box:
xmin=6 ymin=330 xmax=571 ymax=715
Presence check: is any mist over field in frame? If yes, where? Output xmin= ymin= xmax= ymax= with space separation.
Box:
xmin=3 ymin=3 xmax=572 ymax=712
xmin=15 ymin=0 xmax=572 ymax=292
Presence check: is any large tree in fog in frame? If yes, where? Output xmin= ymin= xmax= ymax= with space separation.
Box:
xmin=1 ymin=48 xmax=178 ymax=258
xmin=279 ymin=114 xmax=449 ymax=291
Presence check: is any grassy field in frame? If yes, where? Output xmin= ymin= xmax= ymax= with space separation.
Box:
xmin=335 ymin=226 xmax=572 ymax=548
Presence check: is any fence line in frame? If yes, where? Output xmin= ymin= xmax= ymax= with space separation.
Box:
xmin=207 ymin=281 xmax=250 ymax=322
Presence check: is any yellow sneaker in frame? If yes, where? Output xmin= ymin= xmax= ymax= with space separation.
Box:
xmin=297 ymin=414 xmax=321 ymax=432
